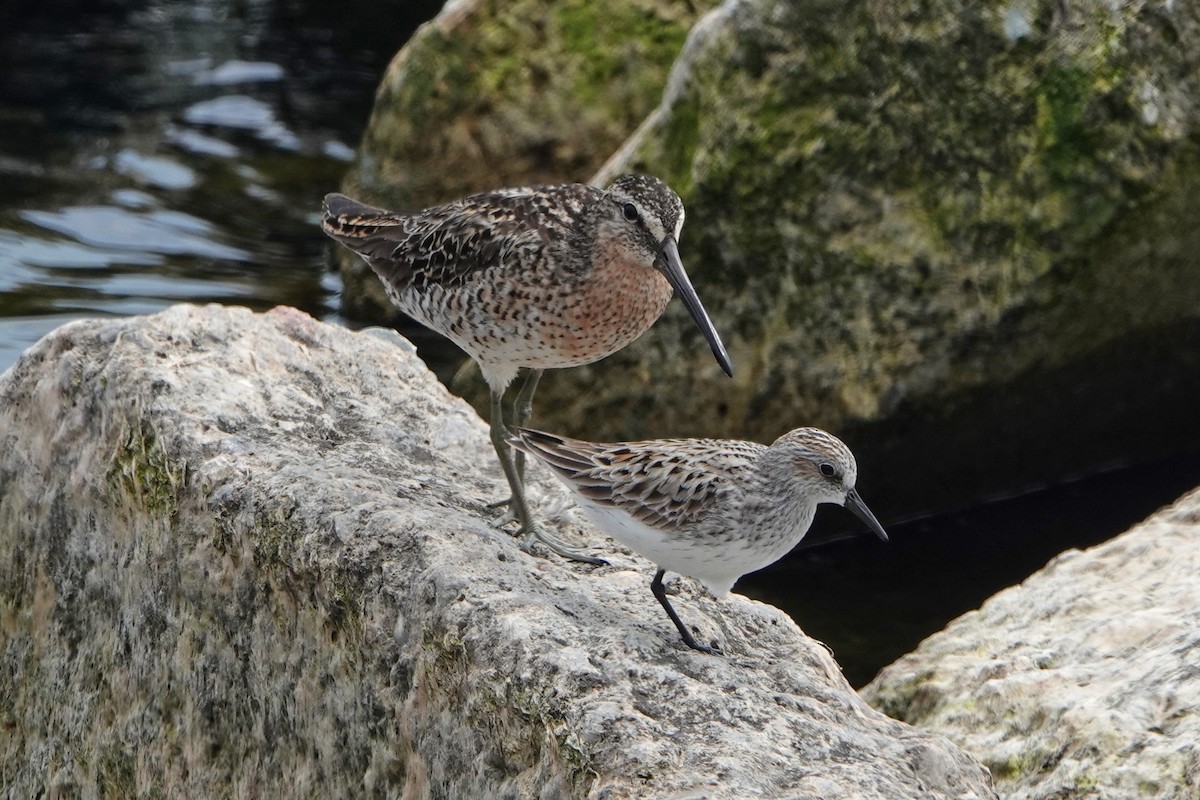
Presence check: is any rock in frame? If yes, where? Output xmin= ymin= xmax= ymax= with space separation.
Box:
xmin=353 ymin=0 xmax=1200 ymax=517
xmin=863 ymin=488 xmax=1200 ymax=799
xmin=589 ymin=0 xmax=1200 ymax=510
xmin=336 ymin=0 xmax=719 ymax=321
xmin=0 ymin=305 xmax=996 ymax=798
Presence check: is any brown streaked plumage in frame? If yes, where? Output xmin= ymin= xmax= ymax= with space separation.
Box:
xmin=322 ymin=175 xmax=732 ymax=563
xmin=510 ymin=426 xmax=889 ymax=654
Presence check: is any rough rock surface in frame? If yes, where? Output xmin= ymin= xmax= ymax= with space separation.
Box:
xmin=579 ymin=0 xmax=1200 ymax=511
xmin=863 ymin=489 xmax=1200 ymax=799
xmin=0 ymin=305 xmax=996 ymax=798
xmin=343 ymin=0 xmax=1200 ymax=517
xmin=337 ymin=0 xmax=718 ymax=320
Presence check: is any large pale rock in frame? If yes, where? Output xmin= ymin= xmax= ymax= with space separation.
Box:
xmin=337 ymin=0 xmax=718 ymax=320
xmin=863 ymin=489 xmax=1200 ymax=799
xmin=0 ymin=305 xmax=995 ymax=798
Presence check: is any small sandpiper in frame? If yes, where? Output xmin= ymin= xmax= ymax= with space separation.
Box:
xmin=509 ymin=426 xmax=889 ymax=653
xmin=321 ymin=175 xmax=733 ymax=564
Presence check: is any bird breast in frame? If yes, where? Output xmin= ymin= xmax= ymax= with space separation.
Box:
xmin=554 ymin=254 xmax=673 ymax=361
xmin=386 ymin=247 xmax=674 ymax=391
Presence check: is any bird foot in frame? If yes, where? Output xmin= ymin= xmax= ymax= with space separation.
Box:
xmin=485 ymin=497 xmax=607 ymax=565
xmin=485 ymin=494 xmax=514 ymax=512
xmin=682 ymin=639 xmax=724 ymax=656
xmin=489 ymin=505 xmax=520 ymax=529
xmin=520 ymin=524 xmax=608 ymax=567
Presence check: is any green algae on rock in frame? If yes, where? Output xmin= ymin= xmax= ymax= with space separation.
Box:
xmin=338 ymin=0 xmax=718 ymax=320
xmin=336 ymin=0 xmax=1200 ymax=514
xmin=570 ymin=0 xmax=1200 ymax=510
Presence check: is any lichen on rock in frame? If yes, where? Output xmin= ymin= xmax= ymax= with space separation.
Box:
xmin=0 ymin=305 xmax=996 ymax=798
xmin=863 ymin=487 xmax=1200 ymax=799
xmin=335 ymin=0 xmax=1200 ymax=517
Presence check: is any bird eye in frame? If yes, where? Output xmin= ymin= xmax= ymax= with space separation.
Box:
xmin=622 ymin=202 xmax=641 ymax=222
xmin=819 ymin=463 xmax=836 ymax=478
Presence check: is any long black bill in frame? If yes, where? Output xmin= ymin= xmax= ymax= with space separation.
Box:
xmin=845 ymin=488 xmax=889 ymax=542
xmin=658 ymin=236 xmax=734 ymax=377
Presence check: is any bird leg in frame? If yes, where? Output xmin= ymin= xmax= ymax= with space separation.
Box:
xmin=487 ymin=385 xmax=605 ymax=565
xmin=487 ymin=388 xmax=527 ymax=525
xmin=485 ymin=368 xmax=542 ymax=511
xmin=510 ymin=368 xmax=542 ymax=481
xmin=651 ymin=569 xmax=722 ymax=655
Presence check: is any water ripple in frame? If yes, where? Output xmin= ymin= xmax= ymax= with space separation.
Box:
xmin=183 ymin=94 xmax=300 ymax=151
xmin=20 ymin=206 xmax=251 ymax=262
xmin=113 ymin=149 xmax=198 ymax=190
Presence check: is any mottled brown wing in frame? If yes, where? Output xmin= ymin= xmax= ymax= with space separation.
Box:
xmin=320 ymin=186 xmax=596 ymax=290
xmin=511 ymin=428 xmax=762 ymax=531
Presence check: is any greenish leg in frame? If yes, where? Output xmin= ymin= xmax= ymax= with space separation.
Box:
xmin=511 ymin=368 xmax=542 ymax=481
xmin=487 ymin=388 xmax=529 ymax=527
xmin=487 ymin=373 xmax=605 ymax=565
xmin=486 ymin=368 xmax=542 ymax=511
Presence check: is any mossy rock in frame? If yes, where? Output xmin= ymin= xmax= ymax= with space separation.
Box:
xmin=527 ymin=0 xmax=1200 ymax=512
xmin=335 ymin=0 xmax=1200 ymax=514
xmin=336 ymin=0 xmax=719 ymax=320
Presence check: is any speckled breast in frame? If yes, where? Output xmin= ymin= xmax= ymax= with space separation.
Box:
xmin=392 ymin=258 xmax=674 ymax=372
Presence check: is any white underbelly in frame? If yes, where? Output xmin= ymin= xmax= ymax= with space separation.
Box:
xmin=577 ymin=503 xmax=798 ymax=597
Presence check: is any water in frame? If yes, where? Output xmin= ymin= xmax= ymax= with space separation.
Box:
xmin=0 ymin=0 xmax=442 ymax=367
xmin=739 ymin=451 xmax=1200 ymax=686
xmin=3 ymin=0 xmax=1199 ymax=689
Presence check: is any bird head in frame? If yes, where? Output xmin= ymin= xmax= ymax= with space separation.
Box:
xmin=602 ymin=174 xmax=733 ymax=377
xmin=771 ymin=427 xmax=889 ymax=542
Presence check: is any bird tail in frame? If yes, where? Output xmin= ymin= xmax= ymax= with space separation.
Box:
xmin=319 ymin=193 xmax=415 ymax=281
xmin=508 ymin=428 xmax=598 ymax=475
xmin=320 ymin=193 xmax=406 ymax=239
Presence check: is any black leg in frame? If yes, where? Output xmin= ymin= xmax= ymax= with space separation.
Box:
xmin=650 ymin=569 xmax=722 ymax=655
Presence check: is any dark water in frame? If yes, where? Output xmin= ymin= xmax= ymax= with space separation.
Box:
xmin=738 ymin=451 xmax=1200 ymax=686
xmin=3 ymin=0 xmax=1198 ymax=690
xmin=0 ymin=0 xmax=441 ymax=365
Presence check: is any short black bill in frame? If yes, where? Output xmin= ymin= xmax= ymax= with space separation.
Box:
xmin=658 ymin=236 xmax=734 ymax=377
xmin=845 ymin=488 xmax=889 ymax=542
